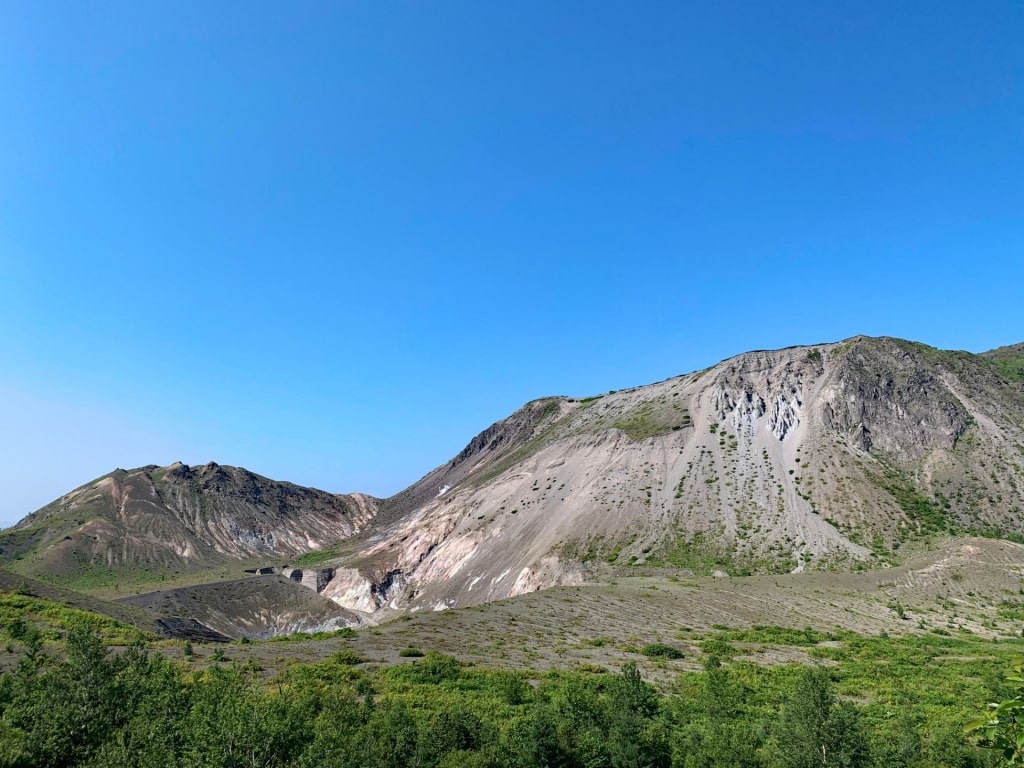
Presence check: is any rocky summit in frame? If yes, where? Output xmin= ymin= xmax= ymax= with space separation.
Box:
xmin=2 ymin=335 xmax=1023 ymax=634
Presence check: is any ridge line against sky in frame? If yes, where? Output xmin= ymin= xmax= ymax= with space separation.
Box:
xmin=1 ymin=1 xmax=1022 ymax=526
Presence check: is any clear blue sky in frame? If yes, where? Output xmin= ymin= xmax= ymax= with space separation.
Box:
xmin=1 ymin=2 xmax=1022 ymax=526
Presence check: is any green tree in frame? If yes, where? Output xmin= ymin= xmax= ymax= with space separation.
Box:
xmin=770 ymin=667 xmax=870 ymax=768
xmin=297 ymin=688 xmax=365 ymax=768
xmin=184 ymin=665 xmax=313 ymax=768
xmin=670 ymin=657 xmax=764 ymax=768
xmin=85 ymin=648 xmax=191 ymax=768
xmin=2 ymin=627 xmax=124 ymax=767
xmin=417 ymin=707 xmax=491 ymax=766
xmin=500 ymin=705 xmax=573 ymax=768
xmin=356 ymin=699 xmax=419 ymax=768
xmin=605 ymin=663 xmax=670 ymax=768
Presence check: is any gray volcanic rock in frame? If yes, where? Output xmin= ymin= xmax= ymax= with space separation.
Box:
xmin=124 ymin=575 xmax=361 ymax=639
xmin=821 ymin=340 xmax=971 ymax=455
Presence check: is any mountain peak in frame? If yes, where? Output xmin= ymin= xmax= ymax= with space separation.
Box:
xmin=0 ymin=461 xmax=379 ymax=589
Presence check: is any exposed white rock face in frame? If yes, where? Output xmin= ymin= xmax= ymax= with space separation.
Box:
xmin=728 ymin=392 xmax=767 ymax=439
xmin=321 ymin=568 xmax=379 ymax=614
xmin=509 ymin=557 xmax=584 ymax=598
xmin=412 ymin=533 xmax=481 ymax=583
xmin=768 ymin=392 xmax=802 ymax=440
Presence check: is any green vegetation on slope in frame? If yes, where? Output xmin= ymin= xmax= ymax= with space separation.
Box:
xmin=289 ymin=547 xmax=343 ymax=568
xmin=642 ymin=530 xmax=798 ymax=575
xmin=867 ymin=465 xmax=949 ymax=536
xmin=0 ymin=570 xmax=160 ymax=636
xmin=0 ymin=591 xmax=148 ymax=648
xmin=611 ymin=399 xmax=692 ymax=441
xmin=984 ymin=351 xmax=1024 ymax=384
xmin=14 ymin=560 xmax=178 ymax=594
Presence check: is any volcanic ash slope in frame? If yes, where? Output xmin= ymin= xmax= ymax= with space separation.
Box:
xmin=322 ymin=337 xmax=1024 ymax=618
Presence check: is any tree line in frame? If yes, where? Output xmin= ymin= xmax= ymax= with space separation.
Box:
xmin=0 ymin=626 xmax=1005 ymax=768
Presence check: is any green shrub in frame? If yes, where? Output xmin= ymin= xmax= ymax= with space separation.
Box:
xmin=640 ymin=643 xmax=684 ymax=659
xmin=699 ymin=638 xmax=735 ymax=657
xmin=387 ymin=651 xmax=462 ymax=685
xmin=331 ymin=649 xmax=365 ymax=666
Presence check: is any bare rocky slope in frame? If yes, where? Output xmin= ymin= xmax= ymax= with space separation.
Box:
xmin=3 ymin=335 xmax=1023 ymax=634
xmin=317 ymin=336 xmax=1024 ymax=621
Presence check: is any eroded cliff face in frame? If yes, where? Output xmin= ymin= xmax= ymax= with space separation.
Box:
xmin=308 ymin=337 xmax=1024 ymax=621
xmin=820 ymin=341 xmax=971 ymax=455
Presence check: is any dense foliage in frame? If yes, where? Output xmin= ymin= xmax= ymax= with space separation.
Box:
xmin=966 ymin=664 xmax=1024 ymax=765
xmin=0 ymin=621 xmax=1011 ymax=768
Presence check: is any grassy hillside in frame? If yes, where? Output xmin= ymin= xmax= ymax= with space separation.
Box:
xmin=0 ymin=568 xmax=161 ymax=638
xmin=982 ymin=342 xmax=1024 ymax=383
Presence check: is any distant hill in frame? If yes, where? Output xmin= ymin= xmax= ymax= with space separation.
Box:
xmin=980 ymin=341 xmax=1024 ymax=382
xmin=0 ymin=462 xmax=377 ymax=590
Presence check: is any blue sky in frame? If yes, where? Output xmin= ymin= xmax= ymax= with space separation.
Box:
xmin=1 ymin=2 xmax=1022 ymax=526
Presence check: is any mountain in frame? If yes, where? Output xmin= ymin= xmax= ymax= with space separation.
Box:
xmin=0 ymin=461 xmax=377 ymax=590
xmin=3 ymin=335 xmax=1023 ymax=631
xmin=318 ymin=336 xmax=1024 ymax=618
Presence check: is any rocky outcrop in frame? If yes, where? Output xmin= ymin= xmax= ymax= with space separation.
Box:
xmin=282 ymin=567 xmax=336 ymax=593
xmin=155 ymin=617 xmax=231 ymax=643
xmin=822 ymin=340 xmax=972 ymax=457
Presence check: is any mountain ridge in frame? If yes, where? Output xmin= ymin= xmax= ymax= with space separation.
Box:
xmin=3 ymin=335 xmax=1023 ymax=631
